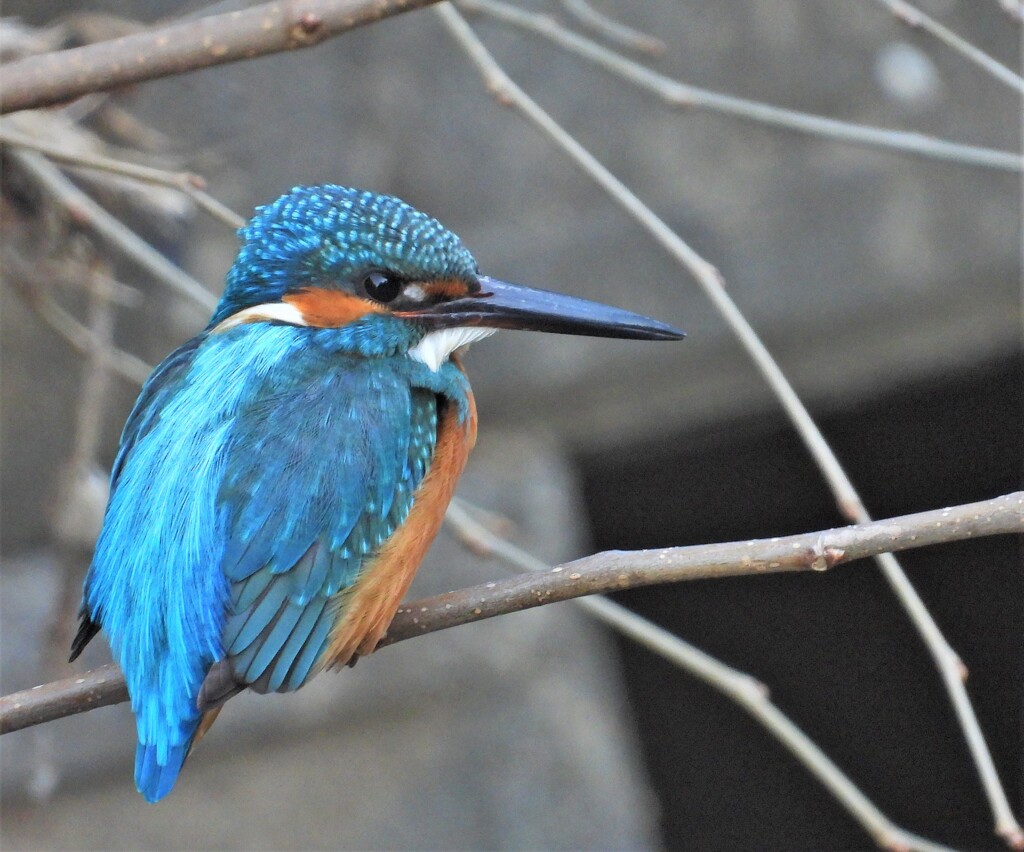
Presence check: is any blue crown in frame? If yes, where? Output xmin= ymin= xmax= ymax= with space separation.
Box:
xmin=212 ymin=185 xmax=478 ymax=326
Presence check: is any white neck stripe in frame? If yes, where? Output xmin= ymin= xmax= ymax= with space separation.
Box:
xmin=211 ymin=302 xmax=308 ymax=333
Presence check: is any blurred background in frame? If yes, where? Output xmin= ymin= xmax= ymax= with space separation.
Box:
xmin=0 ymin=1 xmax=1020 ymax=850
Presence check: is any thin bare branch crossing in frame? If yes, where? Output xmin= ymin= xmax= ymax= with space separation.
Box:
xmin=3 ymin=490 xmax=1019 ymax=732
xmin=560 ymin=0 xmax=666 ymax=56
xmin=3 ymin=254 xmax=153 ymax=386
xmin=871 ymin=0 xmax=1024 ymax=93
xmin=8 ymin=148 xmax=218 ymax=311
xmin=8 ymin=492 xmax=1016 ymax=849
xmin=460 ymin=0 xmax=1023 ymax=172
xmin=0 ymin=124 xmax=247 ymax=230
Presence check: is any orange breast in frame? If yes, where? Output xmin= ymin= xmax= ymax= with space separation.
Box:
xmin=321 ymin=373 xmax=478 ymax=669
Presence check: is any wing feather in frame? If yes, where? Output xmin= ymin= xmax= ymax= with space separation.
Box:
xmin=72 ymin=336 xmax=205 ymax=660
xmin=212 ymin=357 xmax=438 ymax=696
xmin=260 ymin=598 xmax=330 ymax=692
xmin=281 ymin=607 xmax=336 ymax=691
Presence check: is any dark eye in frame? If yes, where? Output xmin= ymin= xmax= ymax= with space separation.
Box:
xmin=361 ymin=271 xmax=402 ymax=303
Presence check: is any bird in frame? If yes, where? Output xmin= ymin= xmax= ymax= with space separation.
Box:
xmin=69 ymin=184 xmax=683 ymax=802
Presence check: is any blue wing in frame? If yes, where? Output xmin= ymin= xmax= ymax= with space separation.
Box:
xmin=209 ymin=353 xmax=437 ymax=699
xmin=71 ymin=336 xmax=204 ymax=664
xmin=82 ymin=325 xmax=435 ymax=801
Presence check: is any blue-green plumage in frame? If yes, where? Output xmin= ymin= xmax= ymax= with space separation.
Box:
xmin=72 ymin=184 xmax=683 ymax=804
xmin=82 ymin=320 xmax=470 ymax=802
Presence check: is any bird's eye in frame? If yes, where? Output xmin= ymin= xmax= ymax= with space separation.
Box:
xmin=361 ymin=271 xmax=402 ymax=303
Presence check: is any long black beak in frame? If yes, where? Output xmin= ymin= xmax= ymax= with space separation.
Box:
xmin=412 ymin=276 xmax=684 ymax=341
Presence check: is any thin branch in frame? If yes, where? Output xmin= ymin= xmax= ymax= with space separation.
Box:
xmin=436 ymin=7 xmax=1024 ymax=847
xmin=19 ymin=292 xmax=150 ymax=385
xmin=2 ymin=664 xmax=128 ymax=735
xmin=3 ymin=490 xmax=1019 ymax=734
xmin=0 ymin=0 xmax=444 ymax=114
xmin=872 ymin=0 xmax=1024 ymax=93
xmin=7 ymin=148 xmax=217 ymax=311
xmin=8 ymin=493 xmax=1013 ymax=847
xmin=559 ymin=0 xmax=665 ymax=56
xmin=65 ymin=266 xmax=118 ymax=474
xmin=0 ymin=124 xmax=246 ymax=229
xmin=573 ymin=606 xmax=950 ymax=852
xmin=33 ymin=264 xmax=119 ymax=801
xmin=440 ymin=500 xmax=964 ymax=852
xmin=459 ymin=0 xmax=1023 ymax=172
xmin=91 ymin=101 xmax=178 ymax=153
xmin=3 ymin=252 xmax=152 ymax=386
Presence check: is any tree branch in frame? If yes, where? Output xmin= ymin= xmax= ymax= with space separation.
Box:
xmin=559 ymin=0 xmax=665 ymax=56
xmin=0 ymin=0 xmax=443 ymax=114
xmin=460 ymin=0 xmax=1023 ymax=173
xmin=0 ymin=123 xmax=246 ymax=230
xmin=3 ymin=491 xmax=1019 ymax=736
xmin=871 ymin=0 xmax=1024 ymax=93
xmin=7 ymin=148 xmax=217 ymax=312
xmin=3 ymin=251 xmax=153 ymax=386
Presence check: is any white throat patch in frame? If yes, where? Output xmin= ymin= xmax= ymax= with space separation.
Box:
xmin=408 ymin=327 xmax=496 ymax=372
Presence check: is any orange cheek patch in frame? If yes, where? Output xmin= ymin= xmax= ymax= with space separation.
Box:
xmin=283 ymin=288 xmax=383 ymax=328
xmin=424 ymin=279 xmax=472 ymax=299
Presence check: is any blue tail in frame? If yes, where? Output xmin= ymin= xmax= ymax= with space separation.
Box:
xmin=134 ymin=727 xmax=196 ymax=803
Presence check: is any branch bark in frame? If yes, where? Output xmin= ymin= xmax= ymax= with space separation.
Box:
xmin=1 ymin=0 xmax=442 ymax=115
xmin=2 ymin=491 xmax=1020 ymax=735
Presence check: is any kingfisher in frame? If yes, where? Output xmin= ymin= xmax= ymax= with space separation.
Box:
xmin=68 ymin=184 xmax=683 ymax=802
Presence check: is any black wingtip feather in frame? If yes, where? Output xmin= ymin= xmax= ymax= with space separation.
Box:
xmin=69 ymin=607 xmax=101 ymax=663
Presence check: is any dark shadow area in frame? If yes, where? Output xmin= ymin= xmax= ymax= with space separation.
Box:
xmin=578 ymin=353 xmax=1022 ymax=851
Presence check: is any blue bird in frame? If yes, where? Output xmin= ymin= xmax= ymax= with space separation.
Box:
xmin=69 ymin=185 xmax=683 ymax=802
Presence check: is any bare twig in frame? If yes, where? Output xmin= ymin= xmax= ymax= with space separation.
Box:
xmin=574 ymin=606 xmax=950 ymax=852
xmin=2 ymin=664 xmax=128 ymax=734
xmin=459 ymin=0 xmax=1023 ymax=172
xmin=32 ymin=264 xmax=120 ymax=800
xmin=16 ymin=294 xmax=150 ymax=385
xmin=64 ymin=267 xmax=118 ymax=475
xmin=872 ymin=0 xmax=1024 ymax=93
xmin=8 ymin=494 xmax=1014 ymax=848
xmin=3 ymin=252 xmax=152 ymax=386
xmin=559 ymin=0 xmax=665 ymax=56
xmin=0 ymin=123 xmax=246 ymax=229
xmin=7 ymin=148 xmax=217 ymax=311
xmin=441 ymin=500 xmax=967 ymax=852
xmin=3 ymin=490 xmax=1019 ymax=735
xmin=0 ymin=0 xmax=444 ymax=114
xmin=92 ymin=101 xmax=177 ymax=153
xmin=436 ymin=7 xmax=1024 ymax=847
